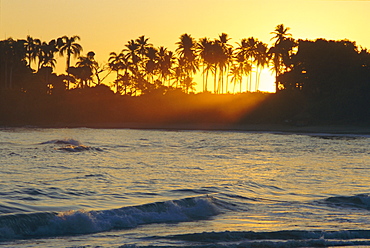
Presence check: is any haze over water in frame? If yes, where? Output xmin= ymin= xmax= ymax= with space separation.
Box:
xmin=0 ymin=127 xmax=369 ymax=247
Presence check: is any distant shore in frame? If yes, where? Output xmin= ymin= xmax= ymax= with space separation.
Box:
xmin=90 ymin=123 xmax=370 ymax=135
xmin=6 ymin=122 xmax=369 ymax=135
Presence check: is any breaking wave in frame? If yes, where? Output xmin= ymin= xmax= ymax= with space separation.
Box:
xmin=40 ymin=138 xmax=81 ymax=146
xmin=40 ymin=138 xmax=103 ymax=152
xmin=0 ymin=196 xmax=219 ymax=241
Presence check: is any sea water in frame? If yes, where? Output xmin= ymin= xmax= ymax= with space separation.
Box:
xmin=0 ymin=127 xmax=369 ymax=247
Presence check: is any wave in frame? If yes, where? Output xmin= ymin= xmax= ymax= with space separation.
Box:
xmin=325 ymin=194 xmax=370 ymax=210
xmin=56 ymin=145 xmax=103 ymax=152
xmin=0 ymin=196 xmax=219 ymax=241
xmin=162 ymin=230 xmax=370 ymax=248
xmin=40 ymin=138 xmax=103 ymax=152
xmin=40 ymin=138 xmax=81 ymax=146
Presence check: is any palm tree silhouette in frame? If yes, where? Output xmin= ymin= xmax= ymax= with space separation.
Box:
xmin=229 ymin=63 xmax=242 ymax=94
xmin=57 ymin=35 xmax=82 ymax=89
xmin=236 ymin=38 xmax=257 ymax=92
xmin=157 ymin=46 xmax=175 ymax=87
xmin=176 ymin=33 xmax=198 ymax=85
xmin=25 ymin=35 xmax=41 ymax=71
xmin=108 ymin=52 xmax=125 ymax=80
xmin=37 ymin=40 xmax=58 ymax=70
xmin=270 ymin=24 xmax=295 ymax=92
xmin=57 ymin=35 xmax=83 ymax=72
xmin=197 ymin=37 xmax=213 ymax=92
xmin=216 ymin=33 xmax=233 ymax=93
xmin=123 ymin=39 xmax=140 ymax=75
xmin=0 ymin=38 xmax=27 ymax=89
xmin=271 ymin=24 xmax=292 ymax=45
xmin=254 ymin=41 xmax=269 ymax=91
xmin=136 ymin=35 xmax=152 ymax=63
xmin=144 ymin=46 xmax=158 ymax=84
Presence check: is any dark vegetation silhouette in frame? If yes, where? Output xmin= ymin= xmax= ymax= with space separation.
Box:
xmin=0 ymin=25 xmax=369 ymax=128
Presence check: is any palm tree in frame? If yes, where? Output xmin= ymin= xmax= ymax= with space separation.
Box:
xmin=216 ymin=33 xmax=233 ymax=93
xmin=37 ymin=39 xmax=58 ymax=70
xmin=176 ymin=33 xmax=198 ymax=83
xmin=229 ymin=63 xmax=242 ymax=94
xmin=57 ymin=35 xmax=83 ymax=72
xmin=254 ymin=41 xmax=269 ymax=91
xmin=271 ymin=24 xmax=292 ymax=46
xmin=157 ymin=46 xmax=174 ymax=86
xmin=25 ymin=35 xmax=41 ymax=71
xmin=236 ymin=38 xmax=257 ymax=92
xmin=197 ymin=37 xmax=212 ymax=92
xmin=75 ymin=51 xmax=100 ymax=87
xmin=0 ymin=38 xmax=27 ymax=89
xmin=57 ymin=35 xmax=82 ymax=89
xmin=136 ymin=35 xmax=152 ymax=63
xmin=144 ymin=46 xmax=158 ymax=84
xmin=108 ymin=51 xmax=130 ymax=92
xmin=197 ymin=38 xmax=224 ymax=93
xmin=108 ymin=51 xmax=125 ymax=80
xmin=270 ymin=24 xmax=294 ymax=92
xmin=181 ymin=76 xmax=196 ymax=93
xmin=123 ymin=39 xmax=140 ymax=75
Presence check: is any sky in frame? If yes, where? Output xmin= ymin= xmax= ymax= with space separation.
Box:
xmin=1 ymin=0 xmax=369 ymax=92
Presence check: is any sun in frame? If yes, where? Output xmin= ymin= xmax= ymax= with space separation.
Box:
xmin=257 ymin=68 xmax=276 ymax=93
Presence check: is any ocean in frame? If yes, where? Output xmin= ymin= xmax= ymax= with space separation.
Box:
xmin=0 ymin=127 xmax=369 ymax=247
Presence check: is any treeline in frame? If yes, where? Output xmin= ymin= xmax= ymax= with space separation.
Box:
xmin=0 ymin=24 xmax=369 ymax=126
xmin=0 ymin=24 xmax=297 ymax=95
xmin=277 ymin=38 xmax=370 ymax=123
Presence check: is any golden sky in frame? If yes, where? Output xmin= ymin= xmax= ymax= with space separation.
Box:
xmin=1 ymin=0 xmax=369 ymax=92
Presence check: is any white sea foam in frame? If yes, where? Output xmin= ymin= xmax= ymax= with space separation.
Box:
xmin=0 ymin=196 xmax=219 ymax=240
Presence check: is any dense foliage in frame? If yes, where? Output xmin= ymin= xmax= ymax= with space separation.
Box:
xmin=0 ymin=25 xmax=369 ymax=127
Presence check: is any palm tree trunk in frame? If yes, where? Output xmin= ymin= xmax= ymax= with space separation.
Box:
xmin=225 ymin=65 xmax=229 ymax=93
xmin=214 ymin=66 xmax=217 ymax=94
xmin=205 ymin=69 xmax=209 ymax=92
xmin=256 ymin=69 xmax=262 ymax=91
xmin=275 ymin=68 xmax=279 ymax=92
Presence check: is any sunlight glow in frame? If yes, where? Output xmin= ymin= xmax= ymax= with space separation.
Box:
xmin=258 ymin=68 xmax=276 ymax=93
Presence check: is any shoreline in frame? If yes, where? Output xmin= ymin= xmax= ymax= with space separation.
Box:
xmin=2 ymin=122 xmax=370 ymax=135
xmin=95 ymin=123 xmax=370 ymax=135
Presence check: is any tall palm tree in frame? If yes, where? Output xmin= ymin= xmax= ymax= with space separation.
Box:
xmin=271 ymin=24 xmax=292 ymax=46
xmin=236 ymin=37 xmax=257 ymax=92
xmin=216 ymin=33 xmax=233 ymax=93
xmin=176 ymin=33 xmax=198 ymax=83
xmin=57 ymin=35 xmax=83 ymax=72
xmin=197 ymin=38 xmax=224 ymax=93
xmin=197 ymin=37 xmax=214 ymax=92
xmin=270 ymin=24 xmax=294 ymax=92
xmin=254 ymin=41 xmax=269 ymax=91
xmin=25 ymin=35 xmax=41 ymax=71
